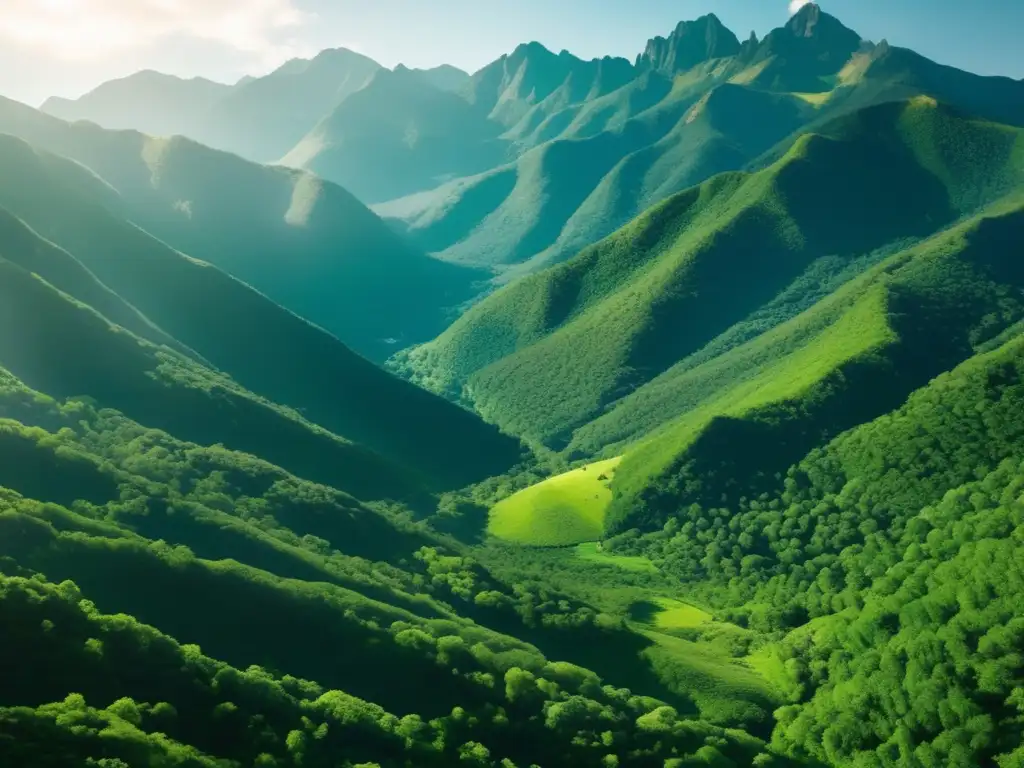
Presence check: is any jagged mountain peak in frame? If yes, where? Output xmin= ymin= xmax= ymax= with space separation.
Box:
xmin=781 ymin=2 xmax=862 ymax=46
xmin=638 ymin=13 xmax=742 ymax=73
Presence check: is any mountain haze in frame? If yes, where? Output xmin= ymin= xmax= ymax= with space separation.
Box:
xmin=196 ymin=47 xmax=383 ymax=162
xmin=41 ymin=71 xmax=232 ymax=138
xmin=0 ymin=95 xmax=483 ymax=360
xmin=283 ymin=65 xmax=510 ymax=203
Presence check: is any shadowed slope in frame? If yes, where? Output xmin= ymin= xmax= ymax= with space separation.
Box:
xmin=0 ymin=134 xmax=524 ymax=491
xmin=0 ymin=96 xmax=483 ymax=361
xmin=398 ymin=100 xmax=1024 ymax=452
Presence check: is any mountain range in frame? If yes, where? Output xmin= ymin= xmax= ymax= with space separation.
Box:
xmin=5 ymin=4 xmax=1024 ymax=767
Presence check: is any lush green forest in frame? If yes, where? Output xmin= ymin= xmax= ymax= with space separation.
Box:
xmin=5 ymin=3 xmax=1024 ymax=766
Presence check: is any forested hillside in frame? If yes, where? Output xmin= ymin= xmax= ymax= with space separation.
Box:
xmin=398 ymin=98 xmax=1024 ymax=449
xmin=0 ymin=298 xmax=791 ymax=766
xmin=0 ymin=135 xmax=523 ymax=497
xmin=7 ymin=3 xmax=1024 ymax=766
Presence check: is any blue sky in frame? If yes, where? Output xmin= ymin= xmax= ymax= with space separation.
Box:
xmin=0 ymin=0 xmax=1020 ymax=106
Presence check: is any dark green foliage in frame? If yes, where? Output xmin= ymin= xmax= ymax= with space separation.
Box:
xmin=0 ymin=361 xmax=789 ymax=766
xmin=604 ymin=325 xmax=1024 ymax=764
xmin=403 ymin=100 xmax=1023 ymax=454
xmin=382 ymin=4 xmax=1024 ymax=288
xmin=0 ymin=133 xmax=523 ymax=492
xmin=0 ymin=257 xmax=428 ymax=504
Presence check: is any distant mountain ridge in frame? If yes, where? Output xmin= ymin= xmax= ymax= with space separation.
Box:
xmin=0 ymin=94 xmax=485 ymax=362
xmin=42 ymin=70 xmax=232 ymax=139
xmin=38 ymin=4 xmax=1024 ymax=275
xmin=637 ymin=14 xmax=741 ymax=74
xmin=377 ymin=4 xmax=1024 ymax=280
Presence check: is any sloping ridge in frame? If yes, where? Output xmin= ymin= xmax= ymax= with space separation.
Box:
xmin=609 ymin=200 xmax=1024 ymax=532
xmin=283 ymin=65 xmax=509 ymax=203
xmin=0 ymin=95 xmax=485 ymax=362
xmin=0 ymin=131 xmax=523 ymax=492
xmin=399 ymin=99 xmax=1023 ymax=454
xmin=0 ymin=252 xmax=428 ymax=504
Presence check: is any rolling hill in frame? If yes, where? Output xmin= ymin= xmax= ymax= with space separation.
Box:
xmin=0 ymin=95 xmax=484 ymax=361
xmin=397 ymin=98 xmax=1024 ymax=453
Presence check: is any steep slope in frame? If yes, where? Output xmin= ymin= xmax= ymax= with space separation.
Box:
xmin=283 ymin=65 xmax=510 ymax=203
xmin=0 ymin=254 xmax=424 ymax=503
xmin=41 ymin=70 xmax=232 ymax=138
xmin=381 ymin=128 xmax=648 ymax=268
xmin=194 ymin=48 xmax=382 ymax=162
xmin=398 ymin=100 xmax=1024 ymax=451
xmin=519 ymin=84 xmax=812 ymax=276
xmin=608 ymin=199 xmax=1024 ymax=526
xmin=464 ymin=42 xmax=635 ymax=130
xmin=0 ymin=206 xmax=185 ymax=357
xmin=0 ymin=97 xmax=483 ymax=361
xmin=636 ymin=14 xmax=742 ymax=75
xmin=736 ymin=2 xmax=866 ymax=93
xmin=381 ymin=5 xmax=1024 ymax=280
xmin=0 ymin=133 xmax=523 ymax=491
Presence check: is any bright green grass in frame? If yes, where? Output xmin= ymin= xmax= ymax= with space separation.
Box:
xmin=613 ymin=282 xmax=897 ymax=503
xmin=573 ymin=542 xmax=657 ymax=572
xmin=487 ymin=457 xmax=621 ymax=546
xmin=646 ymin=597 xmax=713 ymax=630
xmin=638 ymin=628 xmax=781 ymax=727
xmin=792 ymin=90 xmax=833 ymax=107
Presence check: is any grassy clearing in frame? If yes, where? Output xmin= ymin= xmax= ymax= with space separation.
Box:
xmin=487 ymin=457 xmax=621 ymax=546
xmin=638 ymin=628 xmax=781 ymax=729
xmin=646 ymin=597 xmax=713 ymax=630
xmin=573 ymin=542 xmax=657 ymax=572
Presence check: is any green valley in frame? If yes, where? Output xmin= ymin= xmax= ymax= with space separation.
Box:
xmin=4 ymin=3 xmax=1024 ymax=767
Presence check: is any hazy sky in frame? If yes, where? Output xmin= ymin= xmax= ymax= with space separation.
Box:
xmin=1 ymin=0 xmax=1021 ymax=106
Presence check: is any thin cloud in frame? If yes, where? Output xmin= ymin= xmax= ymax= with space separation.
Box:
xmin=0 ymin=0 xmax=315 ymax=64
xmin=789 ymin=0 xmax=813 ymax=14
